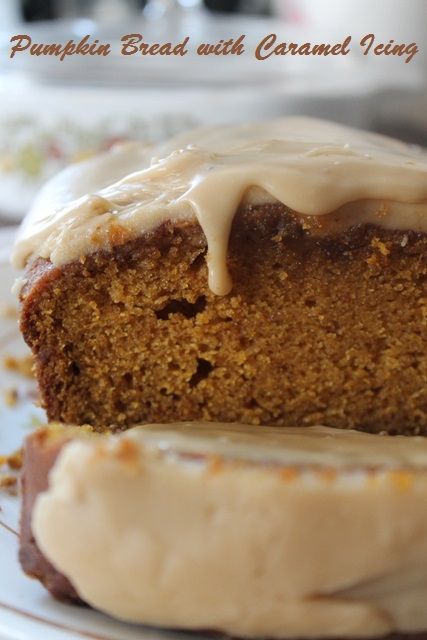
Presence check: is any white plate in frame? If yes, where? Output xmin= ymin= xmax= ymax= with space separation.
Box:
xmin=0 ymin=227 xmax=206 ymax=640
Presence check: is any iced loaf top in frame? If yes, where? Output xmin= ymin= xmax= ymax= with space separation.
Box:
xmin=13 ymin=117 xmax=427 ymax=295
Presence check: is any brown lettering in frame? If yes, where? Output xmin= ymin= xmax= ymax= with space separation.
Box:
xmin=10 ymin=33 xmax=110 ymax=60
xmin=9 ymin=34 xmax=31 ymax=57
xmin=360 ymin=33 xmax=418 ymax=63
xmin=300 ymin=42 xmax=318 ymax=55
xmin=332 ymin=36 xmax=351 ymax=55
xmin=76 ymin=35 xmax=91 ymax=55
xmin=121 ymin=33 xmax=142 ymax=55
xmin=255 ymin=33 xmax=277 ymax=60
xmin=360 ymin=33 xmax=376 ymax=56
xmin=197 ymin=35 xmax=244 ymax=56
xmin=255 ymin=34 xmax=352 ymax=60
xmin=405 ymin=43 xmax=419 ymax=63
xmin=121 ymin=34 xmax=188 ymax=56
xmin=174 ymin=37 xmax=189 ymax=56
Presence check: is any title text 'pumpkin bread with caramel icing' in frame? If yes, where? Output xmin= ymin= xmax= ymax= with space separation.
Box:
xmin=12 ymin=118 xmax=427 ymax=432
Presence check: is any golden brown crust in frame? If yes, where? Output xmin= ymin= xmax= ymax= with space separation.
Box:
xmin=19 ymin=429 xmax=81 ymax=601
xmin=19 ymin=204 xmax=427 ymax=433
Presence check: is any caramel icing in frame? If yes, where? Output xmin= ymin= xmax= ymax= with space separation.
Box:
xmin=34 ymin=423 xmax=427 ymax=637
xmin=12 ymin=117 xmax=427 ymax=295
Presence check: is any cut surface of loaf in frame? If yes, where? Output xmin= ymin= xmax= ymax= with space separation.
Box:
xmin=21 ymin=422 xmax=427 ymax=638
xmin=13 ymin=117 xmax=427 ymax=433
xmin=20 ymin=211 xmax=427 ymax=432
xmin=19 ymin=423 xmax=95 ymax=601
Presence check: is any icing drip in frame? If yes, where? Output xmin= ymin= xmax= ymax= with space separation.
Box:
xmin=12 ymin=118 xmax=427 ymax=296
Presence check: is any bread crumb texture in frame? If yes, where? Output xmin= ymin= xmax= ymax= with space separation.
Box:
xmin=19 ymin=205 xmax=427 ymax=434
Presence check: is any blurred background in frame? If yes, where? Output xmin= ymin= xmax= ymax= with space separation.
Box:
xmin=0 ymin=0 xmax=426 ymax=221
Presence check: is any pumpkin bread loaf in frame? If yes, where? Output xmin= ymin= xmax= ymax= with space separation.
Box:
xmin=13 ymin=118 xmax=427 ymax=433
